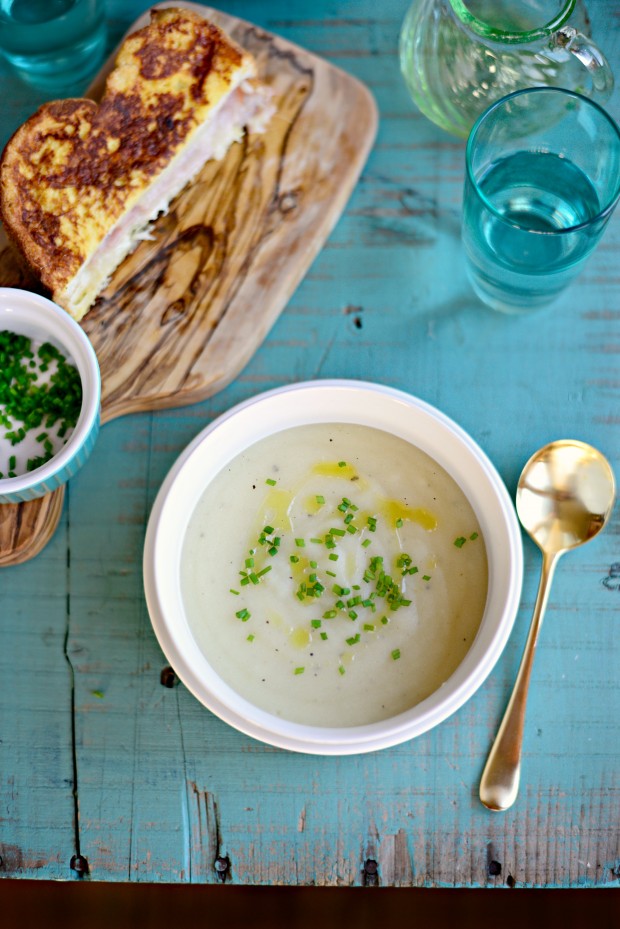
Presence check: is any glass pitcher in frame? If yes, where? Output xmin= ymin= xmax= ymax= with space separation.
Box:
xmin=399 ymin=0 xmax=614 ymax=137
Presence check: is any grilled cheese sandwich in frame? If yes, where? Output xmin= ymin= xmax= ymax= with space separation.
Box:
xmin=0 ymin=7 xmax=271 ymax=320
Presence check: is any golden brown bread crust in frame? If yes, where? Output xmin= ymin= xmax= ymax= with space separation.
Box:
xmin=0 ymin=7 xmax=254 ymax=311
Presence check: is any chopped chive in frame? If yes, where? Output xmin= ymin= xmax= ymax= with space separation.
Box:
xmin=290 ymin=555 xmax=299 ymax=563
xmin=265 ymin=478 xmax=277 ymax=486
xmin=381 ymin=616 xmax=388 ymax=625
xmin=326 ymin=570 xmax=336 ymax=578
xmin=295 ymin=538 xmax=305 ymax=548
xmin=235 ymin=608 xmax=250 ymax=621
xmin=338 ymin=461 xmax=347 ymax=468
xmin=470 ymin=531 xmax=479 ymax=541
xmin=320 ymin=632 xmax=328 ymax=641
xmin=363 ymin=624 xmax=375 ymax=632
xmin=256 ymin=566 xmax=272 ymax=578
xmin=454 ymin=536 xmax=467 ymax=548
xmin=395 ymin=517 xmax=404 ymax=528
xmin=338 ymin=665 xmax=346 ymax=676
xmin=323 ymin=610 xmax=337 ymax=619
xmin=311 ymin=620 xmax=322 ymax=629
xmin=346 ymin=634 xmax=360 ymax=646
xmin=330 ymin=528 xmax=345 ymax=537
xmin=245 ymin=557 xmax=254 ymax=568
xmin=362 ymin=539 xmax=372 ymax=548
xmin=230 ymin=588 xmax=240 ymax=595
xmin=391 ymin=649 xmax=401 ymax=660
xmin=348 ymin=610 xmax=358 ymax=620
xmin=268 ymin=546 xmax=279 ymax=557
xmin=422 ymin=575 xmax=431 ymax=581
xmin=328 ymin=553 xmax=339 ymax=562
xmin=316 ymin=495 xmax=325 ymax=505
xmin=294 ymin=667 xmax=305 ymax=675
xmin=310 ymin=537 xmax=323 ymax=545
xmin=263 ymin=525 xmax=274 ymax=534
xmin=246 ymin=634 xmax=255 ymax=642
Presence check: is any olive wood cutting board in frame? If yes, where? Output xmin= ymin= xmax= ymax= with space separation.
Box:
xmin=0 ymin=1 xmax=378 ymax=566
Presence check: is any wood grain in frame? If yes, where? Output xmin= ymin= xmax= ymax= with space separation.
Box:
xmin=0 ymin=1 xmax=378 ymax=565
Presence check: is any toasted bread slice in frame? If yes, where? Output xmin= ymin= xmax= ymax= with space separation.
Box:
xmin=0 ymin=8 xmax=270 ymax=320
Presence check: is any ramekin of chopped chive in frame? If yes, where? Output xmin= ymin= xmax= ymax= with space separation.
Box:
xmin=0 ymin=289 xmax=100 ymax=504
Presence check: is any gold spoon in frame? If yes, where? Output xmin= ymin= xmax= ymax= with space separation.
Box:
xmin=479 ymin=440 xmax=616 ymax=812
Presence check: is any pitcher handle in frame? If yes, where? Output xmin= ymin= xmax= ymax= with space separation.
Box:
xmin=550 ymin=26 xmax=614 ymax=102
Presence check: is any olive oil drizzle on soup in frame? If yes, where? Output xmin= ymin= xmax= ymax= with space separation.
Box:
xmin=181 ymin=423 xmax=488 ymax=727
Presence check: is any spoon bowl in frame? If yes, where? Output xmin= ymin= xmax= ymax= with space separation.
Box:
xmin=479 ymin=440 xmax=615 ymax=812
xmin=517 ymin=441 xmax=616 ymax=556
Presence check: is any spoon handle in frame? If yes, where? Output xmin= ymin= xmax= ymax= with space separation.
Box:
xmin=479 ymin=549 xmax=560 ymax=811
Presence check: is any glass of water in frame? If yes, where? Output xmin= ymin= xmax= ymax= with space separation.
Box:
xmin=462 ymin=87 xmax=620 ymax=314
xmin=0 ymin=0 xmax=106 ymax=95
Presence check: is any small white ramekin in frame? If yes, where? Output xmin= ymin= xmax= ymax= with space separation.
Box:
xmin=0 ymin=288 xmax=101 ymax=504
xmin=143 ymin=380 xmax=523 ymax=754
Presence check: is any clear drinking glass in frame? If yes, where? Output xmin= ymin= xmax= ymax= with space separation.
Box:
xmin=462 ymin=87 xmax=620 ymax=314
xmin=0 ymin=0 xmax=106 ymax=95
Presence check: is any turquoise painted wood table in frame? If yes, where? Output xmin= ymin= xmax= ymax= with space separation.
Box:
xmin=1 ymin=0 xmax=619 ymax=888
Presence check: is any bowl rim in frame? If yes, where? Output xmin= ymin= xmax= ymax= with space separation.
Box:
xmin=0 ymin=287 xmax=101 ymax=500
xmin=143 ymin=379 xmax=523 ymax=754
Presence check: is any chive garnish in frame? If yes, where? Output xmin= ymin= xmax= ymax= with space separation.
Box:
xmin=311 ymin=620 xmax=322 ymax=629
xmin=0 ymin=331 xmax=82 ymax=477
xmin=294 ymin=667 xmax=305 ymax=675
xmin=391 ymin=649 xmax=401 ymax=660
xmin=236 ymin=608 xmax=250 ymax=621
xmin=295 ymin=538 xmax=305 ymax=548
xmin=454 ymin=536 xmax=467 ymax=548
xmin=338 ymin=461 xmax=347 ymax=468
xmin=265 ymin=478 xmax=277 ymax=486
xmin=316 ymin=495 xmax=325 ymax=505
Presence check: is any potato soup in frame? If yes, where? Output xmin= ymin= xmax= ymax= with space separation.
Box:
xmin=180 ymin=423 xmax=488 ymax=727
